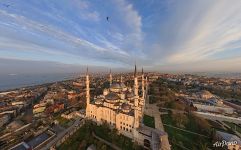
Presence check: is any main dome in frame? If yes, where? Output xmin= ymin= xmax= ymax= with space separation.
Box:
xmin=105 ymin=92 xmax=120 ymax=100
xmin=110 ymin=83 xmax=121 ymax=89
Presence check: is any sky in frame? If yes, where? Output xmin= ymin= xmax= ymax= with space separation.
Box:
xmin=1 ymin=0 xmax=241 ymax=74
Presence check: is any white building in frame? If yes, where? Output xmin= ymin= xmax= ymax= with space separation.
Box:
xmin=85 ymin=66 xmax=167 ymax=150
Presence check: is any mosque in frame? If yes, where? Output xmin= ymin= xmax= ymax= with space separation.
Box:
xmin=85 ymin=65 xmax=167 ymax=150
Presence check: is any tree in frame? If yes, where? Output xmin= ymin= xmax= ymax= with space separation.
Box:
xmin=172 ymin=113 xmax=188 ymax=127
xmin=97 ymin=140 xmax=103 ymax=149
xmin=173 ymin=102 xmax=185 ymax=111
xmin=199 ymin=142 xmax=208 ymax=150
xmin=111 ymin=128 xmax=119 ymax=144
xmin=78 ymin=140 xmax=87 ymax=150
xmin=133 ymin=142 xmax=143 ymax=150
xmin=192 ymin=114 xmax=211 ymax=134
xmin=100 ymin=145 xmax=107 ymax=150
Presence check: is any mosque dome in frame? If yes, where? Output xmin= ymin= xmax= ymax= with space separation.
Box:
xmin=95 ymin=98 xmax=103 ymax=105
xmin=126 ymin=91 xmax=135 ymax=98
xmin=110 ymin=83 xmax=121 ymax=89
xmin=105 ymin=92 xmax=120 ymax=101
xmin=121 ymin=103 xmax=131 ymax=113
xmin=121 ymin=103 xmax=131 ymax=110
xmin=120 ymin=83 xmax=126 ymax=88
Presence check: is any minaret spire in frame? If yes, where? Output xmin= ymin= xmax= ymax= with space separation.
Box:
xmin=134 ymin=63 xmax=137 ymax=77
xmin=134 ymin=64 xmax=138 ymax=96
xmin=109 ymin=68 xmax=112 ymax=86
xmin=86 ymin=66 xmax=90 ymax=103
xmin=86 ymin=66 xmax=90 ymax=117
xmin=120 ymin=75 xmax=123 ymax=83
xmin=142 ymin=67 xmax=145 ymax=99
xmin=134 ymin=64 xmax=139 ymax=128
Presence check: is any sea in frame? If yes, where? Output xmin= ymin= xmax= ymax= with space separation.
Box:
xmin=0 ymin=73 xmax=79 ymax=91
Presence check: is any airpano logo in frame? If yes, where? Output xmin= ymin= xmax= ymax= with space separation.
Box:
xmin=213 ymin=140 xmax=238 ymax=148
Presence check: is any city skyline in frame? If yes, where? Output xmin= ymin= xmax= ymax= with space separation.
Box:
xmin=1 ymin=0 xmax=241 ymax=74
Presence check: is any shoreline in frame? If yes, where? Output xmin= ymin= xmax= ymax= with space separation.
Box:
xmin=0 ymin=77 xmax=77 ymax=93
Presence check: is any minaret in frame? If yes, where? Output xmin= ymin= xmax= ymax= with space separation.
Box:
xmin=120 ymin=75 xmax=123 ymax=83
xmin=134 ymin=64 xmax=139 ymax=128
xmin=134 ymin=64 xmax=138 ymax=96
xmin=86 ymin=67 xmax=90 ymax=117
xmin=109 ymin=69 xmax=112 ymax=86
xmin=142 ymin=67 xmax=145 ymax=99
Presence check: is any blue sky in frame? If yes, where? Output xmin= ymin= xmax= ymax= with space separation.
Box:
xmin=1 ymin=0 xmax=241 ymax=74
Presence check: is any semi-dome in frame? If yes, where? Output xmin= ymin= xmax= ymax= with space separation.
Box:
xmin=120 ymin=83 xmax=126 ymax=88
xmin=95 ymin=98 xmax=103 ymax=105
xmin=126 ymin=91 xmax=134 ymax=98
xmin=121 ymin=103 xmax=131 ymax=113
xmin=105 ymin=92 xmax=120 ymax=100
xmin=121 ymin=103 xmax=131 ymax=110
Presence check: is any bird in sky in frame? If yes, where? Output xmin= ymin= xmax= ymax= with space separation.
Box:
xmin=2 ymin=4 xmax=10 ymax=7
xmin=106 ymin=17 xmax=109 ymax=21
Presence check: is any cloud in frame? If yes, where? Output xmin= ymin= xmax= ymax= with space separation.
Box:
xmin=1 ymin=0 xmax=241 ymax=72
xmin=75 ymin=0 xmax=89 ymax=9
xmin=156 ymin=56 xmax=241 ymax=72
xmin=82 ymin=11 xmax=100 ymax=22
xmin=156 ymin=1 xmax=241 ymax=64
xmin=112 ymin=0 xmax=143 ymax=55
xmin=0 ymin=9 xmax=130 ymax=65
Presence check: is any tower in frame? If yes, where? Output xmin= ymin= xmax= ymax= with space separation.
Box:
xmin=134 ymin=64 xmax=138 ymax=96
xmin=142 ymin=67 xmax=145 ymax=99
xmin=134 ymin=64 xmax=139 ymax=128
xmin=120 ymin=75 xmax=123 ymax=83
xmin=109 ymin=69 xmax=112 ymax=86
xmin=86 ymin=67 xmax=90 ymax=117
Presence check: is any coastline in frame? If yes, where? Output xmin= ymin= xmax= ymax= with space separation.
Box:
xmin=0 ymin=73 xmax=80 ymax=92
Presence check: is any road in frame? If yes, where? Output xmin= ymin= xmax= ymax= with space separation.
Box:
xmin=144 ymin=85 xmax=171 ymax=150
xmin=41 ymin=118 xmax=84 ymax=150
xmin=159 ymin=107 xmax=186 ymax=114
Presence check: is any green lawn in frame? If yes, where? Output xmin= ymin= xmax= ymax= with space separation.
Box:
xmin=143 ymin=114 xmax=155 ymax=128
xmin=223 ymin=121 xmax=241 ymax=134
xmin=55 ymin=115 xmax=73 ymax=128
xmin=164 ymin=125 xmax=210 ymax=150
xmin=58 ymin=122 xmax=112 ymax=150
xmin=93 ymin=123 xmax=143 ymax=150
xmin=161 ymin=114 xmax=212 ymax=150
xmin=161 ymin=114 xmax=175 ymax=125
xmin=59 ymin=121 xmax=143 ymax=150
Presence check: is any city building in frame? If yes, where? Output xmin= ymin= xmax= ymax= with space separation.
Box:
xmin=192 ymin=99 xmax=234 ymax=114
xmin=215 ymin=131 xmax=241 ymax=150
xmin=85 ymin=65 xmax=167 ymax=149
xmin=0 ymin=114 xmax=10 ymax=127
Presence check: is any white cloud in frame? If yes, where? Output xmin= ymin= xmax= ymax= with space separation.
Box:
xmin=80 ymin=11 xmax=100 ymax=22
xmin=1 ymin=0 xmax=241 ymax=72
xmin=113 ymin=0 xmax=143 ymax=54
xmin=157 ymin=56 xmax=241 ymax=72
xmin=0 ymin=9 xmax=129 ymax=63
xmin=164 ymin=1 xmax=241 ymax=64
